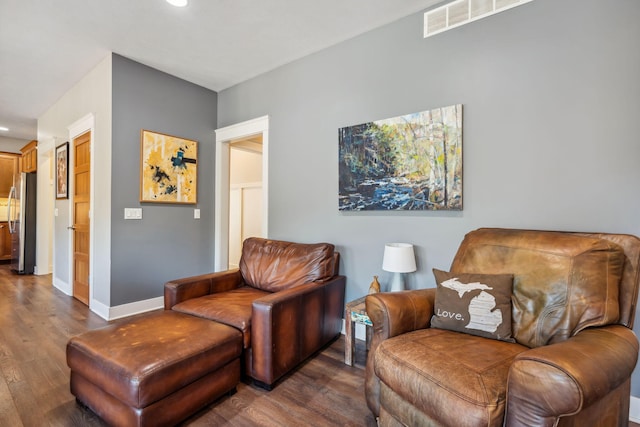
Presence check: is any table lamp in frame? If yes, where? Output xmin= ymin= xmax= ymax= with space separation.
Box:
xmin=382 ymin=243 xmax=417 ymax=292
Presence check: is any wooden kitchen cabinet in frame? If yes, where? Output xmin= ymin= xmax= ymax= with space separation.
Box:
xmin=0 ymin=222 xmax=10 ymax=261
xmin=21 ymin=140 xmax=37 ymax=172
xmin=0 ymin=153 xmax=19 ymax=197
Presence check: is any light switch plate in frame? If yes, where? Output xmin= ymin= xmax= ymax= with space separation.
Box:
xmin=194 ymin=208 xmax=200 ymax=219
xmin=124 ymin=208 xmax=143 ymax=220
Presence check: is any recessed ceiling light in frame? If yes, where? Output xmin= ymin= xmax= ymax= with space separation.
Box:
xmin=166 ymin=0 xmax=188 ymax=7
xmin=0 ymin=126 xmax=9 ymax=132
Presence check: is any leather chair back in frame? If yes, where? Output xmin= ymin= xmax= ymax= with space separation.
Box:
xmin=239 ymin=237 xmax=336 ymax=292
xmin=574 ymin=232 xmax=640 ymax=328
xmin=450 ymin=228 xmax=636 ymax=348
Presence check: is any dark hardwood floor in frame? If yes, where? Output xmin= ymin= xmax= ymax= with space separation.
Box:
xmin=2 ymin=264 xmax=638 ymax=426
xmin=0 ymin=263 xmax=376 ymax=426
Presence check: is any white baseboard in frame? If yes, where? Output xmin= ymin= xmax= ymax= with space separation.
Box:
xmin=102 ymin=296 xmax=164 ymax=321
xmin=630 ymin=396 xmax=640 ymax=423
xmin=33 ymin=264 xmax=52 ymax=275
xmin=89 ymin=296 xmax=164 ymax=321
xmin=53 ymin=276 xmax=72 ymax=295
xmin=52 ymin=276 xmax=162 ymax=321
xmin=90 ymin=298 xmax=110 ymax=320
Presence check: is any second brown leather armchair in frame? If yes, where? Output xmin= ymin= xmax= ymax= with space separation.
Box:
xmin=165 ymin=237 xmax=346 ymax=389
xmin=365 ymin=228 xmax=640 ymax=427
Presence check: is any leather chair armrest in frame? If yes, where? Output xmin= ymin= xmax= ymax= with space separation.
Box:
xmin=253 ymin=280 xmax=322 ymax=306
xmin=365 ymin=288 xmax=435 ymax=342
xmin=364 ymin=288 xmax=434 ymax=416
xmin=506 ymin=325 xmax=639 ymax=427
xmin=250 ymin=276 xmax=345 ymax=386
xmin=164 ymin=269 xmax=243 ymax=309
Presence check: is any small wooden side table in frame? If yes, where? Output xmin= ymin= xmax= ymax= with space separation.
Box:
xmin=345 ymin=296 xmax=373 ymax=366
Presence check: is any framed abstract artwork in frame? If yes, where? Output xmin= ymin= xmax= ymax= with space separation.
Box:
xmin=339 ymin=104 xmax=462 ymax=211
xmin=55 ymin=142 xmax=69 ymax=200
xmin=140 ymin=130 xmax=198 ymax=204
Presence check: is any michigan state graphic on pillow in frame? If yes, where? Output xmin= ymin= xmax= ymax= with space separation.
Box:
xmin=440 ymin=277 xmax=503 ymax=333
xmin=431 ymin=269 xmax=514 ymax=342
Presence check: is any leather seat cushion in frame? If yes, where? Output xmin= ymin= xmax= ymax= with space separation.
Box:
xmin=375 ymin=328 xmax=528 ymax=427
xmin=66 ymin=311 xmax=242 ymax=409
xmin=172 ymin=286 xmax=270 ymax=348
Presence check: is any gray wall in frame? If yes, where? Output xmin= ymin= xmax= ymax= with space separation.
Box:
xmin=218 ymin=0 xmax=640 ymax=393
xmin=111 ymin=54 xmax=217 ymax=305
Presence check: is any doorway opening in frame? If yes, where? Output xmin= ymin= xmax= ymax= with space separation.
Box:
xmin=215 ymin=116 xmax=269 ymax=271
xmin=228 ymin=136 xmax=263 ymax=268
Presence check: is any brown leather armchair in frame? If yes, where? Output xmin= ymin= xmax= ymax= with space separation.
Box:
xmin=365 ymin=228 xmax=640 ymax=427
xmin=165 ymin=237 xmax=346 ymax=389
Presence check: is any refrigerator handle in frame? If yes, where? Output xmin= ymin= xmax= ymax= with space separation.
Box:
xmin=7 ymin=186 xmax=16 ymax=233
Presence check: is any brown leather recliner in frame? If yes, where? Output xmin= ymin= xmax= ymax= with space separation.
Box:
xmin=164 ymin=237 xmax=346 ymax=389
xmin=365 ymin=228 xmax=640 ymax=427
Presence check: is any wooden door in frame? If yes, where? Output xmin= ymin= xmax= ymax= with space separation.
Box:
xmin=72 ymin=132 xmax=91 ymax=305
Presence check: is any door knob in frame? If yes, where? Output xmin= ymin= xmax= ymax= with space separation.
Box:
xmin=67 ymin=226 xmax=76 ymax=230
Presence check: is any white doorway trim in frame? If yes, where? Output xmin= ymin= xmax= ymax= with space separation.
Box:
xmin=214 ymin=116 xmax=269 ymax=271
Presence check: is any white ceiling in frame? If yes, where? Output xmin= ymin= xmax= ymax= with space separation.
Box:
xmin=0 ymin=0 xmax=443 ymax=141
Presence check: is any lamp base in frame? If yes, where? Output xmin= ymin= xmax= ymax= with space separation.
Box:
xmin=388 ymin=272 xmax=405 ymax=292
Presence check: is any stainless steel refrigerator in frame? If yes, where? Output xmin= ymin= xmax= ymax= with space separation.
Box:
xmin=8 ymin=172 xmax=36 ymax=274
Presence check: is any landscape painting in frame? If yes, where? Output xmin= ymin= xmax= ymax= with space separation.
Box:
xmin=140 ymin=130 xmax=198 ymax=204
xmin=339 ymin=104 xmax=462 ymax=211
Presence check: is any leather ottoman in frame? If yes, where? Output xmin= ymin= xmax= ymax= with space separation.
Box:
xmin=67 ymin=311 xmax=242 ymax=426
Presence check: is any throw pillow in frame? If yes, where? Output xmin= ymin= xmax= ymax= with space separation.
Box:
xmin=431 ymin=269 xmax=515 ymax=342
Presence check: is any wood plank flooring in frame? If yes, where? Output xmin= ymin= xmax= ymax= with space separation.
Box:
xmin=2 ymin=264 xmax=638 ymax=426
xmin=0 ymin=264 xmax=376 ymax=426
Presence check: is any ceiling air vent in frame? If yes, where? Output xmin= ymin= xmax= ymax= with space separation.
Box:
xmin=424 ymin=0 xmax=534 ymax=38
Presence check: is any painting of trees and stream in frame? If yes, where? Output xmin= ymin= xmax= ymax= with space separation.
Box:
xmin=339 ymin=104 xmax=462 ymax=211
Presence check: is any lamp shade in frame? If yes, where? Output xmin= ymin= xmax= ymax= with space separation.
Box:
xmin=382 ymin=243 xmax=416 ymax=273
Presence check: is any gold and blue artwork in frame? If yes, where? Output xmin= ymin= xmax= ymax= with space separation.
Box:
xmin=140 ymin=130 xmax=198 ymax=204
xmin=338 ymin=104 xmax=462 ymax=211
